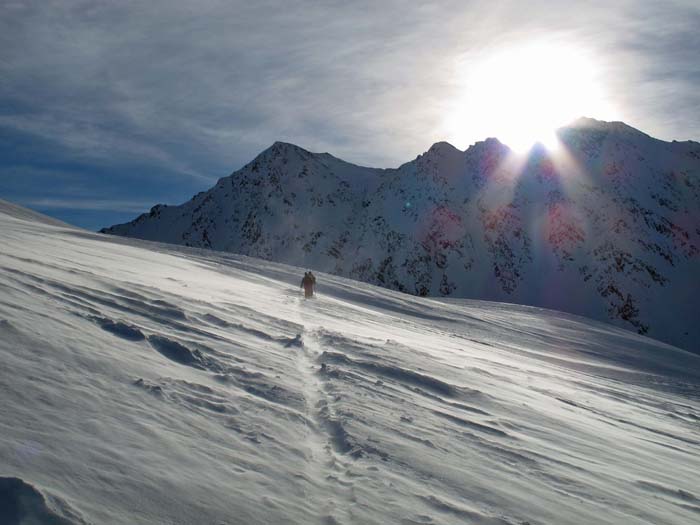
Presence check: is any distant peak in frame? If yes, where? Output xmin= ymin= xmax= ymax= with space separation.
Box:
xmin=413 ymin=142 xmax=464 ymax=164
xmin=561 ymin=117 xmax=650 ymax=138
xmin=251 ymin=141 xmax=316 ymax=163
xmin=464 ymin=137 xmax=508 ymax=155
xmin=428 ymin=141 xmax=460 ymax=153
xmin=269 ymin=141 xmax=311 ymax=153
xmin=271 ymin=140 xmax=302 ymax=149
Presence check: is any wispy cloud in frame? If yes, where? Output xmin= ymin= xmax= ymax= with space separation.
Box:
xmin=21 ymin=198 xmax=155 ymax=213
xmin=1 ymin=0 xmax=698 ymax=228
xmin=0 ymin=115 xmax=209 ymax=182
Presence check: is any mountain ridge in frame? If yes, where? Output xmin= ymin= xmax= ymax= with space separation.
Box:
xmin=101 ymin=119 xmax=700 ymax=352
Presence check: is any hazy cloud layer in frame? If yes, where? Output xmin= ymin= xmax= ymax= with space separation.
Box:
xmin=1 ymin=0 xmax=698 ymax=228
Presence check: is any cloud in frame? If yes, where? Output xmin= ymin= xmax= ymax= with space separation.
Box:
xmin=20 ymin=197 xmax=154 ymax=213
xmin=0 ymin=0 xmax=699 ymax=228
xmin=0 ymin=115 xmax=209 ymax=181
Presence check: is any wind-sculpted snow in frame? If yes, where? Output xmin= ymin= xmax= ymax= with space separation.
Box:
xmin=100 ymin=120 xmax=700 ymax=352
xmin=91 ymin=316 xmax=146 ymax=341
xmin=1 ymin=201 xmax=699 ymax=524
xmin=0 ymin=476 xmax=88 ymax=525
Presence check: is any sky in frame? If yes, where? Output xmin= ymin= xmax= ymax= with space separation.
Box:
xmin=1 ymin=0 xmax=699 ymax=230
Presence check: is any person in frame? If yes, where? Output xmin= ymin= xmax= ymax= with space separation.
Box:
xmin=301 ymin=271 xmax=316 ymax=298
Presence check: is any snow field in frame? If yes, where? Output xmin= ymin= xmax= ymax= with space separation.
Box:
xmin=0 ymin=201 xmax=699 ymax=524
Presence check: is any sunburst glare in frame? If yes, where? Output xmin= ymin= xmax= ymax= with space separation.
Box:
xmin=443 ymin=41 xmax=618 ymax=152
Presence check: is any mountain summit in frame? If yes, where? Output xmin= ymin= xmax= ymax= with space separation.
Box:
xmin=102 ymin=120 xmax=700 ymax=352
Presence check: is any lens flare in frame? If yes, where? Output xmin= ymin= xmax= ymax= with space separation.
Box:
xmin=443 ymin=40 xmax=618 ymax=152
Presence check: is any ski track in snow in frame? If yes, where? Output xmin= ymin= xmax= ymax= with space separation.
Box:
xmin=294 ymin=326 xmax=356 ymax=524
xmin=1 ymin=200 xmax=699 ymax=524
xmin=287 ymin=290 xmax=363 ymax=524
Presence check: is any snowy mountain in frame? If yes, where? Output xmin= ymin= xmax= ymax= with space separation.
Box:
xmin=2 ymin=200 xmax=699 ymax=524
xmin=101 ymin=118 xmax=700 ymax=353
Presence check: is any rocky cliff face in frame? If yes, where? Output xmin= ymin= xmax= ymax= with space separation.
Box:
xmin=102 ymin=118 xmax=700 ymax=352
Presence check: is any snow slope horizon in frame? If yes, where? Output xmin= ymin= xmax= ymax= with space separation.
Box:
xmin=2 ymin=201 xmax=700 ymax=524
xmin=102 ymin=117 xmax=700 ymax=353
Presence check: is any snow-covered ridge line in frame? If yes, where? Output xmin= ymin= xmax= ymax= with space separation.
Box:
xmin=101 ymin=119 xmax=700 ymax=352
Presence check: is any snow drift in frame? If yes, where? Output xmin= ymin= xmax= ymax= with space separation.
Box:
xmin=1 ymin=200 xmax=699 ymax=524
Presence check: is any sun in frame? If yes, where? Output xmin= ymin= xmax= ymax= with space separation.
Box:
xmin=443 ymin=41 xmax=617 ymax=152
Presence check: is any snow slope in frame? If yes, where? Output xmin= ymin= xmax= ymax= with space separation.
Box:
xmin=101 ymin=119 xmax=700 ymax=353
xmin=2 ymin=200 xmax=700 ymax=524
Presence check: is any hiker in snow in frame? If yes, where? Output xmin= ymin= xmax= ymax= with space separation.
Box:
xmin=301 ymin=271 xmax=316 ymax=298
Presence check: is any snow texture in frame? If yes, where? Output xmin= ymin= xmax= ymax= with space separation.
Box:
xmin=1 ymin=200 xmax=699 ymax=524
xmin=101 ymin=119 xmax=700 ymax=353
